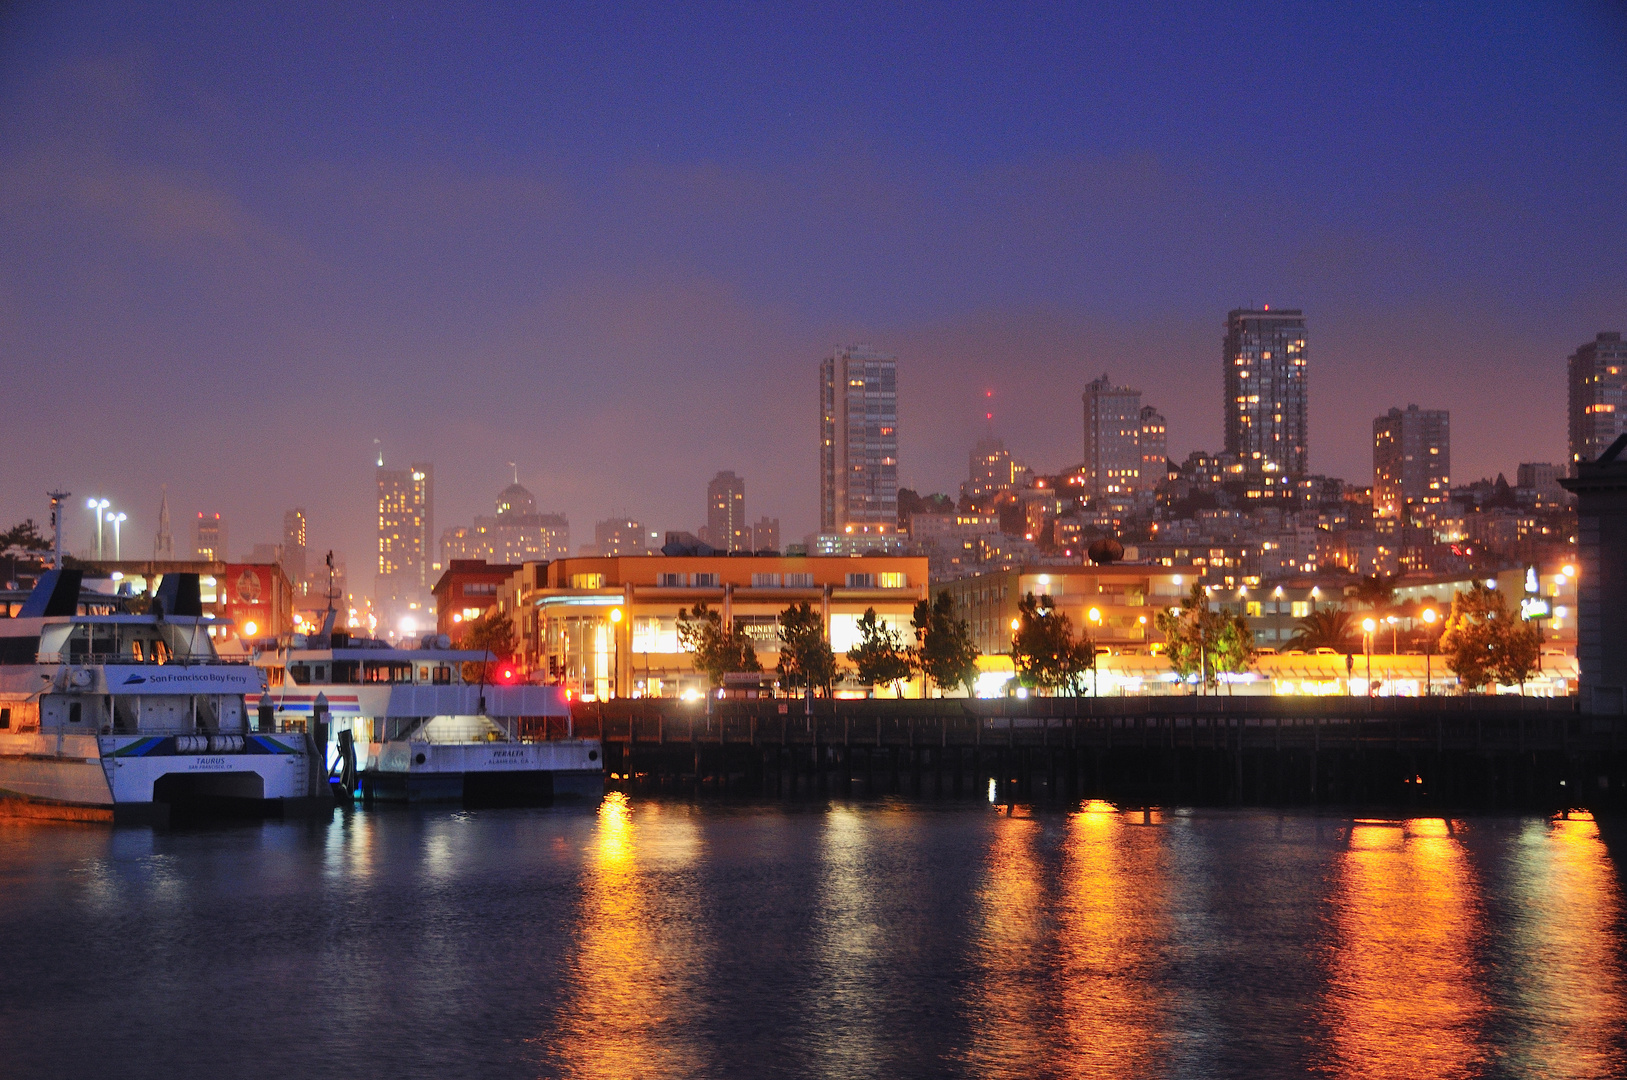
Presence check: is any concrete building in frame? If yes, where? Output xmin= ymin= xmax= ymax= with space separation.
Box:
xmin=193 ymin=512 xmax=227 ymax=562
xmin=1517 ymin=462 xmax=1567 ymax=506
xmin=376 ymin=458 xmax=433 ymax=604
xmin=432 ymin=559 xmax=520 ymax=643
xmin=1224 ymin=307 xmax=1308 ymax=479
xmin=502 ymin=554 xmax=927 ymax=699
xmin=706 ymin=470 xmax=749 ymax=552
xmin=752 ymin=516 xmax=780 ymax=553
xmin=1139 ymin=406 xmax=1168 ymax=499
xmin=282 ymin=508 xmax=308 ymax=597
xmin=962 ymin=436 xmax=1029 ymax=504
xmin=594 ymin=517 xmax=656 ymax=557
xmin=1373 ymin=405 xmax=1450 ymax=518
xmin=1568 ymin=331 xmax=1627 ymax=473
xmin=440 ymin=483 xmax=570 ymax=567
xmin=1082 ymin=374 xmax=1143 ymax=501
xmin=820 ymin=345 xmax=898 ymax=532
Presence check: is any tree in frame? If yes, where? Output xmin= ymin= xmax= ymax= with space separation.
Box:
xmin=777 ymin=601 xmax=837 ymax=697
xmin=461 ymin=608 xmax=517 ymax=683
xmin=846 ymin=607 xmax=915 ymax=695
xmin=1285 ymin=609 xmax=1355 ymax=653
xmin=1 ymin=519 xmax=49 ymax=552
xmin=1439 ymin=582 xmax=1503 ymax=692
xmin=912 ymin=591 xmax=979 ymax=696
xmin=1154 ymin=582 xmax=1256 ymax=693
xmin=1009 ymin=593 xmax=1096 ymax=695
xmin=677 ymin=601 xmax=762 ymax=688
xmin=1351 ymin=573 xmax=1395 ymax=610
xmin=1493 ymin=616 xmax=1543 ymax=694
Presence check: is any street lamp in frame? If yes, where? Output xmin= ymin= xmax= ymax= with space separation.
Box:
xmin=85 ymin=498 xmax=109 ymax=559
xmin=1420 ymin=607 xmax=1438 ymax=696
xmin=109 ymin=512 xmax=127 ymax=561
xmin=1362 ymin=617 xmax=1377 ymax=697
xmin=1088 ymin=607 xmax=1102 ymax=696
xmin=1385 ymin=613 xmax=1399 ymax=655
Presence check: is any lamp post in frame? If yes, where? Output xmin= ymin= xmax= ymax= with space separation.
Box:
xmin=1386 ymin=614 xmax=1399 ymax=655
xmin=110 ymin=512 xmax=127 ymax=561
xmin=1088 ymin=607 xmax=1102 ymax=697
xmin=86 ymin=498 xmax=109 ymax=560
xmin=1362 ymin=617 xmax=1377 ymax=697
xmin=1420 ymin=607 xmax=1438 ymax=696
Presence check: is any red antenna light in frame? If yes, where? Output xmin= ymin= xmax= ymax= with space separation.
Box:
xmin=985 ymin=412 xmax=993 ymax=420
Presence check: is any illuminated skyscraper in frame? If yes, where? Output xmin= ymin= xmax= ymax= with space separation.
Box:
xmin=1138 ymin=405 xmax=1168 ymax=497
xmin=282 ymin=508 xmax=308 ymax=594
xmin=706 ymin=470 xmax=749 ymax=552
xmin=820 ymin=345 xmax=898 ymax=531
xmin=193 ymin=512 xmax=227 ymax=561
xmin=1082 ymin=374 xmax=1143 ymax=500
xmin=1568 ymin=331 xmax=1627 ymax=473
xmin=376 ymin=458 xmax=433 ymax=605
xmin=1223 ymin=308 xmax=1308 ymax=478
xmin=1372 ymin=405 xmax=1450 ymax=518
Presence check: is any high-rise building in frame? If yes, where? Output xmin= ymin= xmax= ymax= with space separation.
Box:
xmin=153 ymin=486 xmax=174 ymax=560
xmin=962 ymin=437 xmax=1029 ymax=504
xmin=1138 ymin=406 xmax=1168 ymax=497
xmin=1372 ymin=405 xmax=1450 ymax=518
xmin=193 ymin=512 xmax=227 ymax=561
xmin=1568 ymin=331 xmax=1627 ymax=473
xmin=1224 ymin=308 xmax=1308 ymax=477
xmin=820 ymin=345 xmax=898 ymax=531
xmin=1082 ymin=374 xmax=1143 ymax=500
xmin=706 ymin=471 xmax=749 ymax=552
xmin=752 ymin=516 xmax=780 ymax=553
xmin=282 ymin=508 xmax=308 ymax=595
xmin=377 ymin=459 xmax=433 ymax=602
xmin=594 ymin=518 xmax=652 ymax=557
xmin=440 ymin=482 xmax=569 ymax=566
xmin=1517 ymin=462 xmax=1567 ymax=505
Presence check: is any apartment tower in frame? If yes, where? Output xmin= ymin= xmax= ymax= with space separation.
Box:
xmin=820 ymin=345 xmax=898 ymax=531
xmin=1223 ymin=308 xmax=1308 ymax=478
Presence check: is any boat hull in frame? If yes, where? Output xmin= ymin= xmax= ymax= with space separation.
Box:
xmin=361 ymin=738 xmax=603 ymax=805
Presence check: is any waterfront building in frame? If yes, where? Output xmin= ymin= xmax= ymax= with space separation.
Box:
xmin=283 ymin=508 xmax=308 ymax=596
xmin=432 ymin=558 xmax=519 ymax=643
xmin=940 ymin=563 xmax=1193 ymax=659
xmin=193 ymin=512 xmax=227 ymax=562
xmin=1562 ymin=439 xmax=1627 ymax=712
xmin=494 ymin=553 xmax=926 ymax=699
xmin=706 ymin=470 xmax=749 ymax=552
xmin=1082 ymin=374 xmax=1143 ymax=501
xmin=1223 ymin=307 xmax=1308 ymax=478
xmin=1568 ymin=332 xmax=1627 ymax=473
xmin=820 ymin=345 xmax=898 ymax=532
xmin=1372 ymin=405 xmax=1450 ymax=518
xmin=811 ymin=524 xmax=909 ymax=557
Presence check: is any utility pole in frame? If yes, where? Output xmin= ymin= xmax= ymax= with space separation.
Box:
xmin=47 ymin=491 xmax=70 ymax=570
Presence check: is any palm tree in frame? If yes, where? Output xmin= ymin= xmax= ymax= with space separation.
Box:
xmin=1286 ymin=609 xmax=1355 ymax=653
xmin=1351 ymin=574 xmax=1395 ymax=611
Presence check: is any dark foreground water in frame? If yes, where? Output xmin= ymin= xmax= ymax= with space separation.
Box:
xmin=1 ymin=798 xmax=1624 ymax=1080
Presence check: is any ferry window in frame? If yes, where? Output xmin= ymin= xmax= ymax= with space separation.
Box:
xmin=432 ymin=665 xmax=452 ymax=685
xmin=332 ymin=661 xmax=360 ymax=684
xmin=418 ymin=666 xmax=430 ymax=682
xmin=313 ymin=665 xmax=327 ymax=683
xmin=289 ymin=664 xmax=311 ymax=683
xmin=69 ymin=702 xmax=82 ymax=724
xmin=130 ymin=640 xmax=144 ymax=662
xmin=0 ymin=708 xmax=9 ymax=729
xmin=266 ymin=667 xmax=285 ymax=687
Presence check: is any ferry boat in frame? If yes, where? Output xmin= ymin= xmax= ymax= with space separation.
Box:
xmin=251 ymin=627 xmax=601 ymax=805
xmin=0 ymin=569 xmax=324 ymax=824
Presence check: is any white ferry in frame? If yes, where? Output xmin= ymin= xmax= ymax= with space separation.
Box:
xmin=0 ymin=569 xmax=323 ymax=824
xmin=251 ymin=628 xmax=601 ymax=805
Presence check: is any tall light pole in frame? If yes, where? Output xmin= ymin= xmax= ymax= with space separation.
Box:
xmin=110 ymin=512 xmax=127 ymax=561
xmin=48 ymin=491 xmax=70 ymax=569
xmin=1362 ymin=617 xmax=1377 ymax=697
xmin=86 ymin=498 xmax=109 ymax=559
xmin=1088 ymin=607 xmax=1102 ymax=696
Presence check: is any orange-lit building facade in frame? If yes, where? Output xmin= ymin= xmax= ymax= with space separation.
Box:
xmin=499 ymin=554 xmax=928 ymax=700
xmin=431 ymin=559 xmax=518 ymax=642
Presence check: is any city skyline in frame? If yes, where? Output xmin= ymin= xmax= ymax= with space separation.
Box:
xmin=1 ymin=4 xmax=1623 ymax=577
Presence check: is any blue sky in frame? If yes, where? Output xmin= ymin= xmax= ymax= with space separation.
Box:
xmin=2 ymin=1 xmax=1623 ymax=577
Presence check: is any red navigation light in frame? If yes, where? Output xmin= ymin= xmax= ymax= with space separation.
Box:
xmin=499 ymin=667 xmax=516 ymax=684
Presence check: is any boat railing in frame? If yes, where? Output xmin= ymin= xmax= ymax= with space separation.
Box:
xmin=37 ymin=651 xmax=251 ymax=666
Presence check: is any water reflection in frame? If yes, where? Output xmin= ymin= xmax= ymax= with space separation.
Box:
xmin=964 ymin=811 xmax=1055 ymax=1075
xmin=549 ymin=793 xmax=707 ymax=1079
xmin=1496 ymin=816 xmax=1627 ymax=1077
xmin=1055 ymin=806 xmax=1171 ymax=1078
xmin=1322 ymin=818 xmax=1489 ymax=1079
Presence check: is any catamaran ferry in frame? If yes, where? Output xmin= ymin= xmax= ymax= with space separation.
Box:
xmin=251 ymin=629 xmax=601 ymax=805
xmin=0 ymin=569 xmax=323 ymax=824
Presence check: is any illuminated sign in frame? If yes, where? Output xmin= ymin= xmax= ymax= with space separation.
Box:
xmin=1520 ymin=597 xmax=1551 ymax=621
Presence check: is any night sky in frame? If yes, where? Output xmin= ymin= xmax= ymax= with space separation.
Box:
xmin=2 ymin=2 xmax=1623 ymax=584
